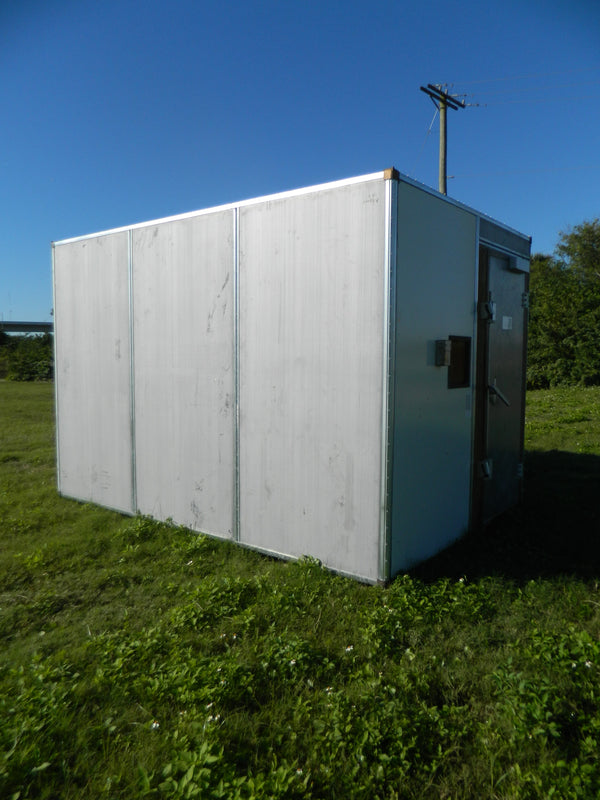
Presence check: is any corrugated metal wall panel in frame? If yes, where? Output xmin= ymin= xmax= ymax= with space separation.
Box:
xmin=53 ymin=232 xmax=134 ymax=513
xmin=131 ymin=212 xmax=235 ymax=537
xmin=238 ymin=180 xmax=386 ymax=581
xmin=391 ymin=183 xmax=477 ymax=572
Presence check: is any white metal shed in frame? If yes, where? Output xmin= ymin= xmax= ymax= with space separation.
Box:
xmin=53 ymin=168 xmax=530 ymax=582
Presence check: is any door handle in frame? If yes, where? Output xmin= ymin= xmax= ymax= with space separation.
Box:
xmin=488 ymin=381 xmax=511 ymax=407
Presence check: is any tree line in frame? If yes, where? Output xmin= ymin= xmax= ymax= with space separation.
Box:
xmin=527 ymin=218 xmax=600 ymax=388
xmin=1 ymin=219 xmax=598 ymax=386
xmin=0 ymin=332 xmax=54 ymax=381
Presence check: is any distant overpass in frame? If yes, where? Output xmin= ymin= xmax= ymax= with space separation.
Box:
xmin=0 ymin=321 xmax=54 ymax=333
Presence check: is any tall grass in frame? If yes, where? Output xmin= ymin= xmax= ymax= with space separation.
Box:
xmin=1 ymin=382 xmax=600 ymax=799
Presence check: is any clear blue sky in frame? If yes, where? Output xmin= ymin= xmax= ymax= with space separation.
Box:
xmin=1 ymin=0 xmax=599 ymax=322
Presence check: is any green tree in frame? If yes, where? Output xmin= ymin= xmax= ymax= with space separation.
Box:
xmin=527 ymin=254 xmax=577 ymax=388
xmin=555 ymin=218 xmax=600 ymax=282
xmin=0 ymin=331 xmax=11 ymax=378
xmin=5 ymin=333 xmax=54 ymax=381
xmin=527 ymin=219 xmax=600 ymax=388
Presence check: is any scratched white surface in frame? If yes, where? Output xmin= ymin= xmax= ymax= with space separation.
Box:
xmin=53 ymin=232 xmax=134 ymax=513
xmin=132 ymin=212 xmax=235 ymax=537
xmin=238 ymin=179 xmax=386 ymax=581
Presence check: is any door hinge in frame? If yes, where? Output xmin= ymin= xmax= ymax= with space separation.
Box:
xmin=521 ymin=291 xmax=530 ymax=309
xmin=517 ymin=463 xmax=524 ymax=479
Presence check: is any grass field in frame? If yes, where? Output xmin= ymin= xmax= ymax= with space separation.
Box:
xmin=1 ymin=381 xmax=600 ymax=799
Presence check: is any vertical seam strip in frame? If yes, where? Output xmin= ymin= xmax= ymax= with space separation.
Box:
xmin=52 ymin=243 xmax=61 ymax=491
xmin=379 ymin=177 xmax=397 ymax=582
xmin=233 ymin=207 xmax=241 ymax=542
xmin=128 ymin=228 xmax=137 ymax=514
xmin=470 ymin=217 xmax=481 ymax=529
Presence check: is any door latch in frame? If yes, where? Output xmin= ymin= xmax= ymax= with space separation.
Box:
xmin=479 ymin=459 xmax=493 ymax=480
xmin=478 ymin=299 xmax=497 ymax=322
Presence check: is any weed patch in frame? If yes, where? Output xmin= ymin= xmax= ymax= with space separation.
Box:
xmin=2 ymin=382 xmax=600 ymax=798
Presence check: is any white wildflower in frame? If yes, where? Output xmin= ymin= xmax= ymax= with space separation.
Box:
xmin=345 ymin=645 xmax=354 ymax=653
xmin=151 ymin=720 xmax=160 ymax=730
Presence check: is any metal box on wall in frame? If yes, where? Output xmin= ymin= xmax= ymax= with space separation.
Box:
xmin=53 ymin=168 xmax=530 ymax=582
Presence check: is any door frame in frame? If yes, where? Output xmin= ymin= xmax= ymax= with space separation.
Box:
xmin=471 ymin=244 xmax=529 ymax=529
xmin=472 ymin=244 xmax=490 ymax=530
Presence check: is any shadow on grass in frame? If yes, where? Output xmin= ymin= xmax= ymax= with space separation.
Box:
xmin=411 ymin=449 xmax=600 ymax=583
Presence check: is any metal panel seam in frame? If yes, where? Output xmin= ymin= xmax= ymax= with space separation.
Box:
xmin=128 ymin=229 xmax=137 ymax=514
xmin=519 ymin=268 xmax=530 ymax=498
xmin=478 ymin=237 xmax=529 ymax=260
xmin=233 ymin=207 xmax=241 ymax=542
xmin=379 ymin=177 xmax=397 ymax=582
xmin=469 ymin=217 xmax=481 ymax=530
xmin=51 ymin=243 xmax=61 ymax=492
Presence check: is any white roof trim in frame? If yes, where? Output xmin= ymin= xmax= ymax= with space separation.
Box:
xmin=53 ymin=171 xmax=385 ymax=246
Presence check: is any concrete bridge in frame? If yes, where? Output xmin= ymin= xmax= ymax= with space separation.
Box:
xmin=0 ymin=321 xmax=53 ymax=333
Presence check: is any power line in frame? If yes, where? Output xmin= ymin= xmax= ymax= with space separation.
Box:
xmin=479 ymin=94 xmax=599 ymax=106
xmin=450 ymin=79 xmax=600 ymax=107
xmin=464 ymin=80 xmax=600 ymax=97
xmin=449 ymin=164 xmax=600 ymax=179
xmin=447 ymin=67 xmax=600 ymax=86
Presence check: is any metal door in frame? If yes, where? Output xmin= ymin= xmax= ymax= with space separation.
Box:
xmin=473 ymin=246 xmax=528 ymax=526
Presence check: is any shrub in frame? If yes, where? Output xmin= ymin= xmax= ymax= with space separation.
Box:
xmin=3 ymin=333 xmax=54 ymax=381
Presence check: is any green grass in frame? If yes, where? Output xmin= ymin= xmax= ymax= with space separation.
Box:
xmin=1 ymin=381 xmax=600 ymax=799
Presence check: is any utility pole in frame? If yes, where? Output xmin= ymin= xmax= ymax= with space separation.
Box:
xmin=419 ymin=84 xmax=465 ymax=195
